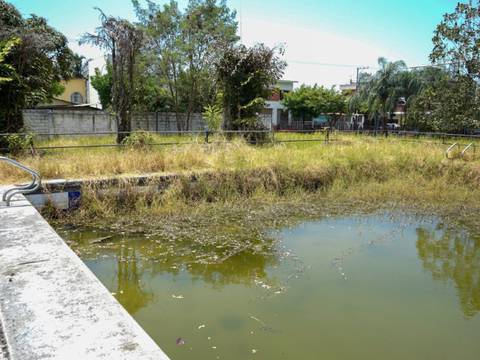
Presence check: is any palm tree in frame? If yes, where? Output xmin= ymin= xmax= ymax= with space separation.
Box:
xmin=365 ymin=57 xmax=407 ymax=129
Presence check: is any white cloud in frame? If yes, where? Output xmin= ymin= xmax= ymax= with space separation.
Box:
xmin=240 ymin=16 xmax=404 ymax=87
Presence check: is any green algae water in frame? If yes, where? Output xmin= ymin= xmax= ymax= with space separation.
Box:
xmin=59 ymin=213 xmax=480 ymax=359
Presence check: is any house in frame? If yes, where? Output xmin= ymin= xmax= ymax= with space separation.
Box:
xmin=263 ymin=80 xmax=297 ymax=129
xmin=57 ymin=78 xmax=89 ymax=105
xmin=339 ymin=80 xmax=357 ymax=96
xmin=36 ymin=77 xmax=92 ymax=108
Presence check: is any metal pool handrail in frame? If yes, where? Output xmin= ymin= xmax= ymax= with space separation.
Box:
xmin=461 ymin=143 xmax=476 ymax=159
xmin=445 ymin=143 xmax=459 ymax=159
xmin=1 ymin=156 xmax=41 ymax=206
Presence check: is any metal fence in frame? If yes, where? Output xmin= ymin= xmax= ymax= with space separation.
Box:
xmin=0 ymin=128 xmax=479 ymax=153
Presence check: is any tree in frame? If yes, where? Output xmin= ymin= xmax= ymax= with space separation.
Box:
xmin=90 ymin=63 xmax=113 ymax=110
xmin=216 ymin=44 xmax=286 ymax=130
xmin=0 ymin=0 xmax=75 ymax=132
xmin=364 ymin=57 xmax=407 ymax=129
xmin=81 ymin=9 xmax=143 ymax=143
xmin=0 ymin=37 xmax=19 ymax=84
xmin=418 ymin=0 xmax=480 ymax=133
xmin=431 ymin=0 xmax=480 ymax=81
xmin=135 ymin=1 xmax=184 ymax=128
xmin=407 ymin=74 xmax=479 ymax=132
xmin=203 ymin=104 xmax=222 ymax=131
xmin=133 ymin=0 xmax=238 ymax=130
xmin=282 ymin=85 xmax=319 ymax=122
xmin=70 ymin=54 xmax=90 ymax=79
xmin=283 ymin=85 xmax=346 ymax=127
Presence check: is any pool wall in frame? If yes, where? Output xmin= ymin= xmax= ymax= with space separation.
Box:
xmin=0 ymin=187 xmax=171 ymax=360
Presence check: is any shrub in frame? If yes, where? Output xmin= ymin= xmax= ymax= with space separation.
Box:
xmin=203 ymin=104 xmax=223 ymax=131
xmin=121 ymin=130 xmax=154 ymax=150
xmin=3 ymin=132 xmax=34 ymax=155
xmin=236 ymin=117 xmax=272 ymax=144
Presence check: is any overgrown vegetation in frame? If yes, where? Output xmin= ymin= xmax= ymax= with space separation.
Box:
xmin=348 ymin=2 xmax=480 ymax=133
xmin=283 ymin=85 xmax=346 ymax=126
xmin=2 ymin=133 xmax=479 ymax=233
xmin=2 ymin=132 xmax=479 ymax=185
xmin=0 ymin=0 xmax=75 ymax=133
xmin=216 ymin=43 xmax=286 ymax=130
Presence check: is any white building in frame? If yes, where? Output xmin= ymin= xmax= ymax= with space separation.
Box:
xmin=263 ymin=80 xmax=297 ymax=129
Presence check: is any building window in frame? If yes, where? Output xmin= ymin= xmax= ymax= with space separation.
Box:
xmin=71 ymin=92 xmax=83 ymax=104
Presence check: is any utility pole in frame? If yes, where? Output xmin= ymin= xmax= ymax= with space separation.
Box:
xmin=239 ymin=0 xmax=243 ymax=42
xmin=355 ymin=66 xmax=369 ymax=92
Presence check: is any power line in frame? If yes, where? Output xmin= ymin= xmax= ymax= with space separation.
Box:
xmin=286 ymin=60 xmax=365 ymax=68
xmin=286 ymin=60 xmax=451 ymax=72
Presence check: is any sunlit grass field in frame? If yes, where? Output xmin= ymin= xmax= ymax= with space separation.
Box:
xmin=2 ymin=132 xmax=479 ymax=186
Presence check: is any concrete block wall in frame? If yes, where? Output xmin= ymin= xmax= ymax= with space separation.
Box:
xmin=22 ymin=109 xmax=272 ymax=135
xmin=23 ymin=109 xmax=117 ymax=135
xmin=22 ymin=109 xmax=52 ymax=134
xmin=131 ymin=112 xmax=206 ymax=132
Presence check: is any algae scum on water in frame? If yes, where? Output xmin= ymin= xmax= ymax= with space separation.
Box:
xmin=57 ymin=208 xmax=480 ymax=360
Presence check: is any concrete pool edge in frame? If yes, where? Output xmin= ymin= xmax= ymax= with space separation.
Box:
xmin=0 ymin=188 xmax=171 ymax=360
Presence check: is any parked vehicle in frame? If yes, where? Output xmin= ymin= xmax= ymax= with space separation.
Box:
xmin=386 ymin=123 xmax=400 ymax=130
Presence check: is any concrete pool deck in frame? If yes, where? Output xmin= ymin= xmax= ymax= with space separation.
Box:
xmin=0 ymin=188 xmax=170 ymax=360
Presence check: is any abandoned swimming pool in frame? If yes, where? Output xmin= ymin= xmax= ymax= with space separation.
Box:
xmin=57 ymin=212 xmax=480 ymax=360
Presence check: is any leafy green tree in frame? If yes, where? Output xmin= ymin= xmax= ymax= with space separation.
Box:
xmin=135 ymin=1 xmax=184 ymax=128
xmin=415 ymin=0 xmax=480 ymax=133
xmin=408 ymin=75 xmax=479 ymax=132
xmin=0 ymin=0 xmax=75 ymax=132
xmin=431 ymin=0 xmax=480 ymax=81
xmin=216 ymin=44 xmax=286 ymax=130
xmin=70 ymin=53 xmax=90 ymax=79
xmin=0 ymin=37 xmax=19 ymax=84
xmin=402 ymin=1 xmax=480 ymax=133
xmin=90 ymin=64 xmax=113 ymax=110
xmin=203 ymin=104 xmax=222 ymax=131
xmin=283 ymin=85 xmax=346 ymax=126
xmin=282 ymin=85 xmax=319 ymax=122
xmin=81 ymin=9 xmax=143 ymax=143
xmin=133 ymin=0 xmax=238 ymax=130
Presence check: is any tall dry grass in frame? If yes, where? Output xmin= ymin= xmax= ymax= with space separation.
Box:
xmin=18 ymin=133 xmax=473 ymax=221
xmin=4 ymin=132 xmax=480 ymax=223
xmin=2 ymin=133 xmax=479 ymax=185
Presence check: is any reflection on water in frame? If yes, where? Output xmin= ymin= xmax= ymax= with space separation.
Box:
xmin=114 ymin=246 xmax=154 ymax=314
xmin=416 ymin=225 xmax=480 ymax=318
xmin=59 ymin=213 xmax=480 ymax=360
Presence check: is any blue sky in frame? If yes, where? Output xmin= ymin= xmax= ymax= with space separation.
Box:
xmin=10 ymin=0 xmax=458 ymax=86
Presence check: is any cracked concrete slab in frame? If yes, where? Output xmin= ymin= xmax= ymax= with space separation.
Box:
xmin=0 ymin=188 xmax=170 ymax=360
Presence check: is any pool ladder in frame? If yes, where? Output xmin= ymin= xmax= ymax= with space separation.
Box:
xmin=445 ymin=143 xmax=476 ymax=160
xmin=1 ymin=156 xmax=41 ymax=206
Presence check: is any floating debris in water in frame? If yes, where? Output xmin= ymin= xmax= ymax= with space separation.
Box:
xmin=176 ymin=338 xmax=185 ymax=346
xmin=252 ymin=349 xmax=258 ymax=354
xmin=249 ymin=315 xmax=266 ymax=326
xmin=89 ymin=235 xmax=114 ymax=244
